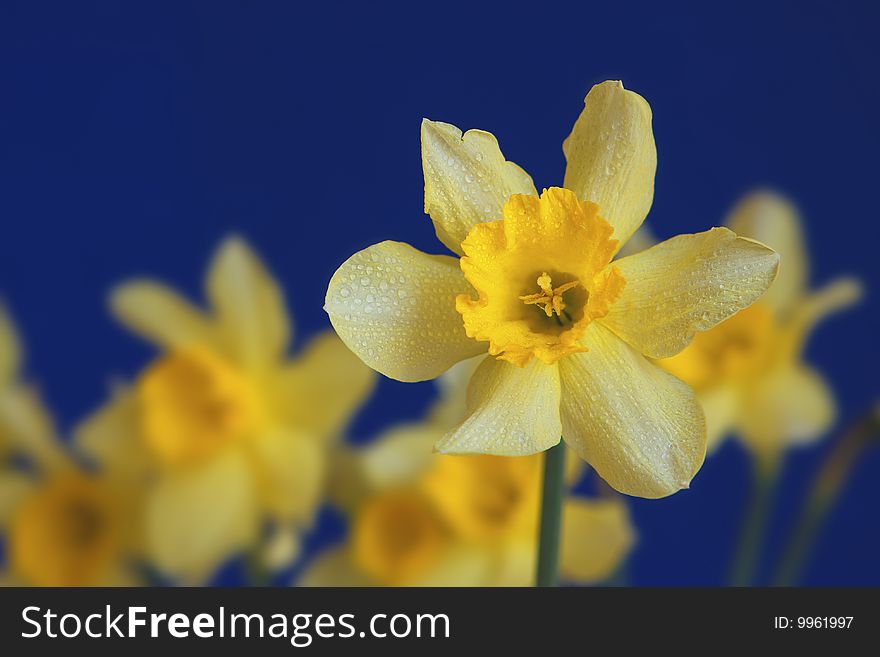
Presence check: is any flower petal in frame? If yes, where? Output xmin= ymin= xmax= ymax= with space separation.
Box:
xmin=325 ymin=241 xmax=484 ymax=382
xmin=110 ymin=281 xmax=212 ymax=350
xmin=560 ymin=497 xmax=636 ymax=584
xmin=206 ymin=237 xmax=291 ymax=370
xmin=145 ymin=449 xmax=259 ymax=582
xmin=724 ymin=191 xmax=807 ymax=315
xmin=299 ymin=547 xmax=374 ymax=587
xmin=436 ymin=356 xmax=562 ymax=456
xmin=74 ymin=388 xmax=153 ymax=478
xmin=0 ymin=306 xmax=22 ymax=385
xmin=0 ymin=387 xmax=64 ymax=469
xmin=250 ymin=428 xmax=324 ymax=526
xmin=600 ymin=227 xmax=780 ymax=358
xmin=272 ymin=331 xmax=376 ymax=440
xmin=559 ymin=323 xmax=706 ymax=498
xmin=360 ymin=423 xmax=441 ymax=491
xmin=698 ymin=384 xmax=741 ymax=453
xmin=422 ymin=119 xmax=537 ymax=255
xmin=738 ymin=365 xmax=835 ymax=454
xmin=786 ymin=277 xmax=862 ymax=358
xmin=562 ymin=80 xmax=656 ymax=251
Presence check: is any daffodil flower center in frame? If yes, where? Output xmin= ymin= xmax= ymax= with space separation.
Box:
xmin=519 ymin=272 xmax=583 ymax=324
xmin=138 ymin=347 xmax=263 ymax=467
xmin=10 ymin=475 xmax=119 ymax=586
xmin=456 ymin=188 xmax=626 ymax=366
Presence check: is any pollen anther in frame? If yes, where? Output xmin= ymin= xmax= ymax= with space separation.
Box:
xmin=519 ymin=272 xmax=582 ymax=319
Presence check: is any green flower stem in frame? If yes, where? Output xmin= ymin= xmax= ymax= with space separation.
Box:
xmin=729 ymin=453 xmax=780 ymax=587
xmin=772 ymin=404 xmax=880 ymax=586
xmin=536 ymin=440 xmax=566 ymax=587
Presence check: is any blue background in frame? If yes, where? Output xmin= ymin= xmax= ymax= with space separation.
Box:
xmin=1 ymin=1 xmax=877 ymax=585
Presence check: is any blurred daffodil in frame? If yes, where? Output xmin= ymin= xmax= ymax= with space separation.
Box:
xmin=76 ymin=237 xmax=375 ymax=582
xmin=659 ymin=192 xmax=861 ymax=457
xmin=303 ymin=359 xmax=635 ymax=587
xmin=325 ymin=80 xmax=780 ymax=498
xmin=0 ymin=308 xmax=142 ymax=586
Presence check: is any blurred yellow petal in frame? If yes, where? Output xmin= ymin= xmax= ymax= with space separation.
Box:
xmin=615 ymin=224 xmax=659 ymax=258
xmin=491 ymin=539 xmax=536 ymax=586
xmin=110 ymin=281 xmax=212 ymax=350
xmin=206 ymin=237 xmax=291 ymax=370
xmin=74 ymin=388 xmax=152 ymax=478
xmin=146 ymin=449 xmax=259 ymax=582
xmin=699 ymin=384 xmax=741 ymax=453
xmin=325 ymin=241 xmax=483 ymax=382
xmin=562 ymin=80 xmax=656 ymax=251
xmin=413 ymin=544 xmax=494 ymax=587
xmin=559 ymin=323 xmax=706 ymax=498
xmin=787 ymin=277 xmax=862 ymax=357
xmin=429 ymin=355 xmax=483 ymax=427
xmin=560 ymin=497 xmax=635 ymax=583
xmin=724 ymin=191 xmax=807 ymax=315
xmin=0 ymin=387 xmax=64 ymax=469
xmin=600 ymin=228 xmax=780 ymax=358
xmin=275 ymin=331 xmax=376 ymax=440
xmin=250 ymin=428 xmax=323 ymax=526
xmin=738 ymin=365 xmax=835 ymax=454
xmin=299 ymin=547 xmax=373 ymax=587
xmin=436 ymin=356 xmax=562 ymax=456
xmin=0 ymin=305 xmax=21 ymax=385
xmin=0 ymin=470 xmax=33 ymax=528
xmin=421 ymin=119 xmax=537 ymax=254
xmin=360 ymin=422 xmax=441 ymax=490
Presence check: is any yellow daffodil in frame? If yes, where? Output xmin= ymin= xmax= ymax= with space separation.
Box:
xmin=659 ymin=191 xmax=861 ymax=456
xmin=303 ymin=359 xmax=635 ymax=586
xmin=0 ymin=308 xmax=142 ymax=586
xmin=326 ymin=81 xmax=780 ymax=497
xmin=76 ymin=237 xmax=376 ymax=582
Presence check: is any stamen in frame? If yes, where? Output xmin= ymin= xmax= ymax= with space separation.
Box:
xmin=519 ymin=272 xmax=582 ymax=320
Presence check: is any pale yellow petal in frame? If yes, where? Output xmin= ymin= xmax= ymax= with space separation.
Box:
xmin=600 ymin=228 xmax=780 ymax=358
xmin=738 ymin=365 xmax=835 ymax=454
xmin=298 ymin=547 xmax=374 ymax=587
xmin=250 ymin=428 xmax=324 ymax=526
xmin=560 ymin=323 xmax=706 ymax=498
xmin=787 ymin=277 xmax=862 ymax=357
xmin=110 ymin=281 xmax=212 ymax=350
xmin=491 ymin=539 xmax=536 ymax=587
xmin=413 ymin=544 xmax=494 ymax=587
xmin=562 ymin=80 xmax=656 ymax=250
xmin=360 ymin=422 xmax=441 ymax=490
xmin=561 ymin=497 xmax=635 ymax=583
xmin=0 ymin=305 xmax=21 ymax=385
xmin=724 ymin=190 xmax=807 ymax=315
xmin=436 ymin=356 xmax=562 ymax=456
xmin=206 ymin=237 xmax=291 ymax=370
xmin=698 ymin=384 xmax=741 ymax=453
xmin=0 ymin=387 xmax=65 ymax=469
xmin=273 ymin=331 xmax=376 ymax=440
xmin=422 ymin=119 xmax=537 ymax=255
xmin=429 ymin=355 xmax=483 ymax=428
xmin=145 ymin=449 xmax=259 ymax=582
xmin=73 ymin=388 xmax=152 ymax=478
xmin=325 ymin=241 xmax=484 ymax=382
